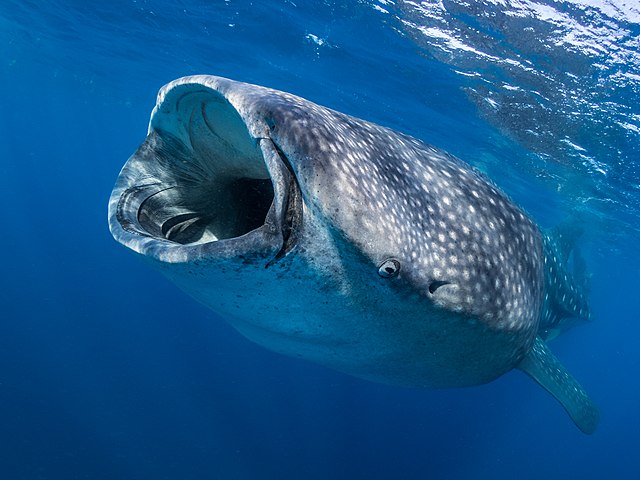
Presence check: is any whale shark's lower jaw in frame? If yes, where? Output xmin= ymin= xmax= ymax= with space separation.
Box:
xmin=108 ymin=85 xmax=299 ymax=264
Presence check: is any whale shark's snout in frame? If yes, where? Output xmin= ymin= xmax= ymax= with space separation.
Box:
xmin=108 ymin=75 xmax=598 ymax=434
xmin=109 ymin=80 xmax=302 ymax=264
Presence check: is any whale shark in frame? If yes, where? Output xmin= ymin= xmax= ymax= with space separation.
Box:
xmin=108 ymin=75 xmax=598 ymax=434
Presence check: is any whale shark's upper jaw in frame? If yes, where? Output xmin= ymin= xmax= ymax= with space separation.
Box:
xmin=108 ymin=84 xmax=300 ymax=265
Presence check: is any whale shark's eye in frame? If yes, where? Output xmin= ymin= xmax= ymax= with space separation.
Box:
xmin=378 ymin=259 xmax=400 ymax=278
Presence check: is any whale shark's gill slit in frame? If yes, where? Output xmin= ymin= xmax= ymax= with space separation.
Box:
xmin=162 ymin=213 xmax=212 ymax=244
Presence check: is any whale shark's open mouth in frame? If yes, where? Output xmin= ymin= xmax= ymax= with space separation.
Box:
xmin=109 ymin=84 xmax=300 ymax=263
xmin=131 ymin=97 xmax=276 ymax=247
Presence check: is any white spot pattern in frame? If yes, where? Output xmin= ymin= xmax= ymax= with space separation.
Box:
xmin=262 ymin=91 xmax=545 ymax=334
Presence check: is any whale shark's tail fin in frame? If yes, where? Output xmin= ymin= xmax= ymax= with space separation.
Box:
xmin=539 ymin=218 xmax=592 ymax=340
xmin=524 ymin=218 xmax=598 ymax=433
xmin=518 ymin=337 xmax=599 ymax=434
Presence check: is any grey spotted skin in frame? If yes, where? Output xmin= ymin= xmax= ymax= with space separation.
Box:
xmin=108 ymin=75 xmax=597 ymax=433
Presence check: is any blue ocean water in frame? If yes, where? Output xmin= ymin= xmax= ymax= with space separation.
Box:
xmin=1 ymin=1 xmax=639 ymax=479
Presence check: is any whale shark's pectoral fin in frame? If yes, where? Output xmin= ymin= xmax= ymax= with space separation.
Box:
xmin=517 ymin=337 xmax=599 ymax=434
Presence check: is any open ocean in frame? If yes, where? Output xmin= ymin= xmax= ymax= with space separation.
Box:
xmin=1 ymin=1 xmax=639 ymax=479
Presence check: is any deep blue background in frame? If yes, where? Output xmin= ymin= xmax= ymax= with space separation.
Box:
xmin=1 ymin=1 xmax=639 ymax=479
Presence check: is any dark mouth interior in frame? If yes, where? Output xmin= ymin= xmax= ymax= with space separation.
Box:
xmin=138 ymin=176 xmax=274 ymax=245
xmin=134 ymin=92 xmax=275 ymax=245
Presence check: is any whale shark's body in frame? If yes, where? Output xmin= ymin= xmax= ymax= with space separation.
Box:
xmin=108 ymin=75 xmax=597 ymax=433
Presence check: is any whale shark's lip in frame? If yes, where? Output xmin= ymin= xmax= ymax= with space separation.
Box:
xmin=108 ymin=86 xmax=300 ymax=265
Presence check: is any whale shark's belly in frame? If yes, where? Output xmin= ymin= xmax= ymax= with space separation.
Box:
xmin=163 ymin=248 xmax=530 ymax=388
